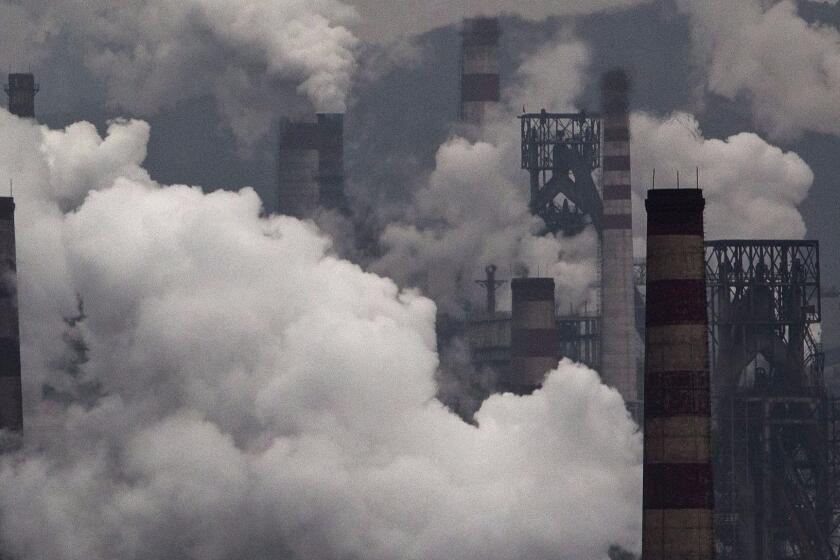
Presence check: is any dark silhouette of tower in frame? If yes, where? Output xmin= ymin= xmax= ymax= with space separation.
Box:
xmin=643 ymin=188 xmax=713 ymax=560
xmin=0 ymin=196 xmax=22 ymax=442
xmin=504 ymin=277 xmax=558 ymax=395
xmin=5 ymin=74 xmax=38 ymax=118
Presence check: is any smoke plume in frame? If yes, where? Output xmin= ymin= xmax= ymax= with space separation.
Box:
xmin=0 ymin=0 xmax=360 ymax=148
xmin=630 ymin=111 xmax=813 ymax=254
xmin=678 ymin=0 xmax=840 ymax=139
xmin=0 ymin=110 xmax=641 ymax=560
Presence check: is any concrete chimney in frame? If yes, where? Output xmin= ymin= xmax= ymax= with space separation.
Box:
xmin=460 ymin=17 xmax=500 ymax=126
xmin=504 ymin=277 xmax=558 ymax=395
xmin=0 ymin=197 xmax=22 ymax=445
xmin=643 ymin=188 xmax=713 ymax=560
xmin=5 ymin=73 xmax=38 ymax=119
xmin=599 ymin=69 xmax=639 ymax=405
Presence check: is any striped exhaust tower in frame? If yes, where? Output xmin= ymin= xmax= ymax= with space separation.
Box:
xmin=503 ymin=277 xmax=558 ymax=395
xmin=643 ymin=188 xmax=714 ymax=560
xmin=600 ymin=69 xmax=639 ymax=405
xmin=0 ymin=197 xmax=21 ymax=447
xmin=460 ymin=17 xmax=500 ymax=126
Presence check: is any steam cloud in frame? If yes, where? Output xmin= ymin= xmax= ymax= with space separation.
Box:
xmin=630 ymin=111 xmax=813 ymax=254
xmin=0 ymin=110 xmax=641 ymax=559
xmin=678 ymin=0 xmax=840 ymax=139
xmin=0 ymin=0 xmax=360 ymax=148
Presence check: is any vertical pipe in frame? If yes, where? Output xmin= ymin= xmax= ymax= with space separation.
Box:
xmin=460 ymin=17 xmax=500 ymax=126
xmin=506 ymin=278 xmax=558 ymax=395
xmin=277 ymin=119 xmax=320 ymax=217
xmin=4 ymin=74 xmax=37 ymax=119
xmin=600 ymin=69 xmax=639 ymax=404
xmin=643 ymin=188 xmax=714 ymax=560
xmin=0 ymin=197 xmax=21 ymax=449
xmin=316 ymin=113 xmax=346 ymax=212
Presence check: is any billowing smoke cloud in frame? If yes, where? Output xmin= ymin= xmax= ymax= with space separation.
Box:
xmin=630 ymin=111 xmax=813 ymax=254
xmin=678 ymin=0 xmax=840 ymax=139
xmin=0 ymin=110 xmax=641 ymax=559
xmin=371 ymin=39 xmax=598 ymax=318
xmin=1 ymin=0 xmax=360 ymax=148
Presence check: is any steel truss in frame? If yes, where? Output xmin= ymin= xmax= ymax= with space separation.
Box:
xmin=519 ymin=110 xmax=602 ymax=235
xmin=706 ymin=240 xmax=838 ymax=560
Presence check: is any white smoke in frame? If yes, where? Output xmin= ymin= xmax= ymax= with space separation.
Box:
xmin=678 ymin=0 xmax=840 ymax=139
xmin=630 ymin=111 xmax=813 ymax=255
xmin=0 ymin=110 xmax=642 ymax=560
xmin=1 ymin=0 xmax=360 ymax=149
xmin=372 ymin=39 xmax=599 ymax=317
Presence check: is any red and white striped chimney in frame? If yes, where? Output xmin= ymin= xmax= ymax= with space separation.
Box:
xmin=460 ymin=17 xmax=500 ymax=126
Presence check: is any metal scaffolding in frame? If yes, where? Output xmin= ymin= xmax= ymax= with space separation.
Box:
xmin=706 ymin=240 xmax=839 ymax=560
xmin=519 ymin=110 xmax=602 ymax=235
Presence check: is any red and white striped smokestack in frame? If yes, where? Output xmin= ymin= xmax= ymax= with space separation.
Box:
xmin=504 ymin=277 xmax=558 ymax=395
xmin=460 ymin=17 xmax=500 ymax=126
xmin=0 ymin=197 xmax=22 ymax=448
xmin=599 ymin=69 xmax=639 ymax=405
xmin=643 ymin=188 xmax=714 ymax=560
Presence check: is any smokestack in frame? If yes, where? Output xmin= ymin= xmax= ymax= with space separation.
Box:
xmin=4 ymin=73 xmax=38 ymax=119
xmin=460 ymin=17 xmax=500 ymax=126
xmin=599 ymin=69 xmax=639 ymax=405
xmin=316 ymin=112 xmax=346 ymax=212
xmin=503 ymin=277 xmax=558 ymax=395
xmin=277 ymin=114 xmax=346 ymax=217
xmin=0 ymin=196 xmax=22 ymax=447
xmin=643 ymin=188 xmax=713 ymax=560
xmin=277 ymin=119 xmax=319 ymax=217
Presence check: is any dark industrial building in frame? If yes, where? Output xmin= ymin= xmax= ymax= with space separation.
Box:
xmin=4 ymin=73 xmax=38 ymax=119
xmin=277 ymin=113 xmax=346 ymax=217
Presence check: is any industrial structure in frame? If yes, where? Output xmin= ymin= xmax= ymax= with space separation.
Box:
xmin=706 ymin=240 xmax=840 ymax=560
xmin=0 ymin=196 xmax=22 ymax=447
xmin=644 ymin=188 xmax=714 ymax=560
xmin=467 ymin=67 xmax=640 ymax=407
xmin=277 ymin=113 xmax=346 ymax=217
xmin=4 ymin=73 xmax=38 ymax=118
xmin=460 ymin=17 xmax=500 ymax=126
xmin=504 ymin=277 xmax=558 ymax=394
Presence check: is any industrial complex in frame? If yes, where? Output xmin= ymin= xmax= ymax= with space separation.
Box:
xmin=5 ymin=14 xmax=840 ymax=560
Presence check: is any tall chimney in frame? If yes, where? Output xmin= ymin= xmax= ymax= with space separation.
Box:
xmin=5 ymin=73 xmax=38 ymax=119
xmin=0 ymin=196 xmax=22 ymax=446
xmin=460 ymin=17 xmax=500 ymax=126
xmin=504 ymin=277 xmax=558 ymax=395
xmin=316 ymin=112 xmax=346 ymax=212
xmin=643 ymin=188 xmax=713 ymax=560
xmin=599 ymin=69 xmax=639 ymax=405
xmin=277 ymin=119 xmax=320 ymax=217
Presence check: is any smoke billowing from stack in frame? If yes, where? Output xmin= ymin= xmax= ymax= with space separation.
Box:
xmin=0 ymin=196 xmax=21 ymax=442
xmin=643 ymin=188 xmax=713 ymax=560
xmin=277 ymin=113 xmax=345 ymax=217
xmin=460 ymin=17 xmax=500 ymax=126
xmin=504 ymin=277 xmax=558 ymax=395
xmin=4 ymin=74 xmax=38 ymax=119
xmin=599 ymin=69 xmax=638 ymax=405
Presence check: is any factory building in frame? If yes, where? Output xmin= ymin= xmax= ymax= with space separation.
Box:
xmin=643 ymin=188 xmax=714 ymax=560
xmin=460 ymin=17 xmax=500 ymax=126
xmin=277 ymin=113 xmax=346 ymax=217
xmin=4 ymin=73 xmax=38 ymax=118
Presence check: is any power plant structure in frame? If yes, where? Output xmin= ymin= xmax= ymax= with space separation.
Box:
xmin=467 ymin=65 xmax=639 ymax=412
xmin=643 ymin=188 xmax=714 ymax=560
xmin=277 ymin=113 xmax=346 ymax=217
xmin=460 ymin=17 xmax=500 ymax=126
xmin=706 ymin=240 xmax=840 ymax=560
xmin=4 ymin=73 xmax=38 ymax=118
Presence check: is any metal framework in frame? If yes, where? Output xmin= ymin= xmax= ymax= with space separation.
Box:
xmin=706 ymin=240 xmax=839 ymax=560
xmin=519 ymin=110 xmax=602 ymax=235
